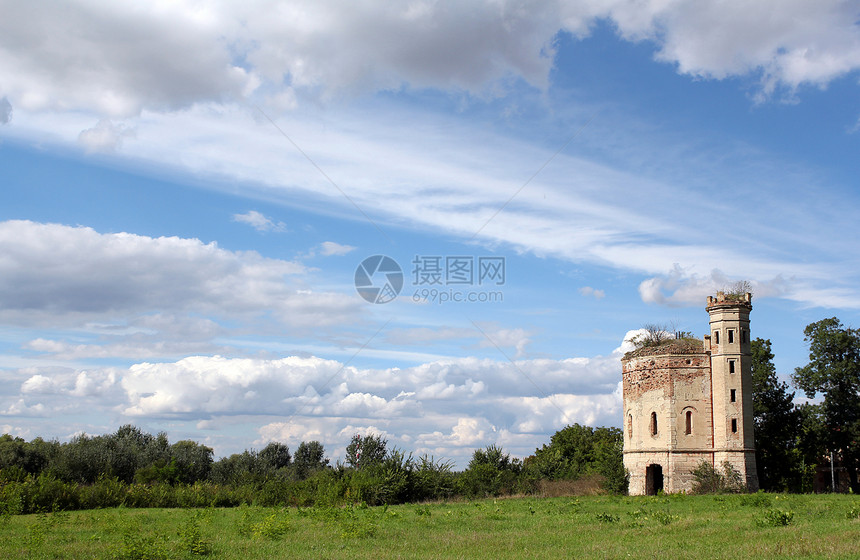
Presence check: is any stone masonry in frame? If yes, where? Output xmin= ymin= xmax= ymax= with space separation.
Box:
xmin=622 ymin=292 xmax=759 ymax=494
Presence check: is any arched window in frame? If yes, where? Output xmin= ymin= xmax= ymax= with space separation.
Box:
xmin=685 ymin=410 xmax=693 ymax=435
xmin=627 ymin=414 xmax=633 ymax=439
xmin=650 ymin=412 xmax=658 ymax=436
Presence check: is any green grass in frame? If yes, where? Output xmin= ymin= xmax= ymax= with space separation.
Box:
xmin=1 ymin=494 xmax=859 ymax=559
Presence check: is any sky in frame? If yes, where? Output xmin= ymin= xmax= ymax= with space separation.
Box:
xmin=1 ymin=0 xmax=860 ymax=468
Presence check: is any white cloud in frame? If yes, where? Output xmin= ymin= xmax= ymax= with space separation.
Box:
xmin=602 ymin=0 xmax=860 ymax=97
xmin=0 ymin=1 xmax=249 ymax=117
xmin=638 ymin=265 xmax=791 ymax=307
xmin=319 ymin=241 xmax=356 ymax=256
xmin=579 ymin=286 xmax=605 ymax=299
xmin=476 ymin=326 xmax=531 ymax=358
xmin=0 ymin=334 xmax=632 ymax=464
xmin=1 ymin=0 xmax=856 ymax=123
xmin=21 ymin=374 xmax=56 ymax=394
xmin=232 ymin=210 xmax=286 ymax=232
xmin=0 ymin=220 xmax=359 ymax=328
xmin=1 ymin=399 xmax=47 ymax=417
xmin=78 ymin=118 xmax=134 ymax=153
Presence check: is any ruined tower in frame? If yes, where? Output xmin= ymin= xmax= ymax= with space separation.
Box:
xmin=621 ymin=292 xmax=758 ymax=494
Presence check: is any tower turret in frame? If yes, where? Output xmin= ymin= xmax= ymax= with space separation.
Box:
xmin=706 ymin=291 xmax=758 ymax=490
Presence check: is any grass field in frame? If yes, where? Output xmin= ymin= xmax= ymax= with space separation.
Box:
xmin=1 ymin=493 xmax=859 ymax=559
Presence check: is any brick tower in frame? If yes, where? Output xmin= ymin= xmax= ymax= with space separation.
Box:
xmin=621 ymin=291 xmax=758 ymax=494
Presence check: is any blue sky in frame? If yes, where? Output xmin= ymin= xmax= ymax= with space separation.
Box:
xmin=1 ymin=1 xmax=860 ymax=467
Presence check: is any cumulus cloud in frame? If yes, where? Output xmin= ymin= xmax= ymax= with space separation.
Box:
xmin=0 ymin=220 xmax=359 ymax=328
xmin=232 ymin=210 xmax=286 ymax=232
xmin=1 ymin=0 xmax=856 ymax=121
xmin=0 ymin=2 xmax=249 ymax=117
xmin=602 ymin=0 xmax=860 ymax=98
xmin=77 ymin=118 xmax=135 ymax=153
xmin=104 ymin=344 xmax=625 ymax=460
xmin=0 ymin=324 xmax=644 ymax=463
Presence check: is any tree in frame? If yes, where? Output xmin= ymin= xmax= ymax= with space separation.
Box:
xmin=259 ymin=442 xmax=291 ymax=472
xmin=750 ymin=338 xmax=801 ymax=490
xmin=792 ymin=318 xmax=860 ymax=493
xmin=293 ymin=441 xmax=328 ymax=479
xmin=345 ymin=433 xmax=388 ymax=470
xmin=458 ymin=444 xmax=521 ymax=498
xmin=631 ymin=323 xmax=674 ymax=349
xmin=525 ymin=424 xmax=626 ymax=493
xmin=170 ymin=440 xmax=214 ymax=484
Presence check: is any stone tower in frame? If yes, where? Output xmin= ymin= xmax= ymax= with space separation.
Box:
xmin=706 ymin=291 xmax=758 ymax=490
xmin=621 ymin=291 xmax=758 ymax=494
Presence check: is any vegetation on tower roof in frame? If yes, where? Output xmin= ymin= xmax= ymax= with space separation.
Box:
xmin=623 ymin=323 xmax=703 ymax=359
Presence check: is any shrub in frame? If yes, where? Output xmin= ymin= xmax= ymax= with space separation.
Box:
xmin=756 ymin=508 xmax=794 ymax=527
xmin=23 ymin=473 xmax=81 ymax=512
xmin=80 ymin=474 xmax=126 ymax=509
xmin=115 ymin=530 xmax=170 ymax=560
xmin=692 ymin=461 xmax=744 ymax=494
xmin=179 ymin=515 xmax=212 ymax=555
xmin=413 ymin=455 xmax=455 ymax=501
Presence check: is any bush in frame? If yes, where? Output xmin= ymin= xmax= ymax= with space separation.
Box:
xmin=80 ymin=474 xmax=126 ymax=509
xmin=24 ymin=473 xmax=81 ymax=512
xmin=692 ymin=461 xmax=744 ymax=494
xmin=756 ymin=508 xmax=794 ymax=527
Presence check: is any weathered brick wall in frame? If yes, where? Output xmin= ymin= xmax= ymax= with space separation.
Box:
xmin=622 ymin=345 xmax=715 ymax=494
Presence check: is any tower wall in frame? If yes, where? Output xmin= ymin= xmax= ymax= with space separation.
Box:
xmin=622 ymin=347 xmax=713 ymax=494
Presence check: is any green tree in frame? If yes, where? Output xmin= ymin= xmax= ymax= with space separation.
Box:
xmin=170 ymin=440 xmax=213 ymax=484
xmin=259 ymin=442 xmax=291 ymax=472
xmin=792 ymin=318 xmax=860 ymax=493
xmin=293 ymin=441 xmax=328 ymax=479
xmin=345 ymin=433 xmax=388 ymax=469
xmin=750 ymin=338 xmax=801 ymax=490
xmin=525 ymin=424 xmax=627 ymax=493
xmin=458 ymin=444 xmax=521 ymax=498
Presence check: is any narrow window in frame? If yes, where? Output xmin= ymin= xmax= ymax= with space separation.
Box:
xmin=729 ymin=360 xmax=736 ymax=374
xmin=731 ymin=419 xmax=738 ymax=433
xmin=650 ymin=412 xmax=658 ymax=436
xmin=714 ymin=331 xmax=720 ymax=344
xmin=685 ymin=411 xmax=692 ymax=435
xmin=742 ymin=329 xmax=748 ymax=343
xmin=728 ymin=330 xmax=735 ymax=343
xmin=627 ymin=414 xmax=633 ymax=439
xmin=730 ymin=389 xmax=736 ymax=402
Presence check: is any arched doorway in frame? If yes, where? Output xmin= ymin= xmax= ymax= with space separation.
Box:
xmin=645 ymin=464 xmax=663 ymax=495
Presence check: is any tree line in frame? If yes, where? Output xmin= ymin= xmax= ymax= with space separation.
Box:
xmin=0 ymin=423 xmax=624 ymax=514
xmin=752 ymin=317 xmax=859 ymax=493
